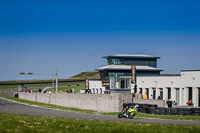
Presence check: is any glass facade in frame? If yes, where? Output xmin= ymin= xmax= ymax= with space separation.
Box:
xmin=107 ymin=58 xmax=157 ymax=67
xmin=100 ymin=71 xmax=131 ymax=83
xmin=107 ymin=58 xmax=126 ymax=65
xmin=100 ymin=55 xmax=161 ymax=91
xmin=110 ymin=77 xmax=131 ymax=89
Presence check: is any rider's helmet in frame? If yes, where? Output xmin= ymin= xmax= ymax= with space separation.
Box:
xmin=135 ymin=104 xmax=139 ymax=109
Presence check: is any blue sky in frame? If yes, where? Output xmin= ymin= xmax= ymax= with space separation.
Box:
xmin=0 ymin=0 xmax=200 ymax=81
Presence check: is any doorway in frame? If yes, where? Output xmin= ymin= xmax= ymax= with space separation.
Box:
xmin=188 ymin=87 xmax=193 ymax=101
xmin=152 ymin=88 xmax=156 ymax=99
xmin=167 ymin=88 xmax=171 ymax=100
xmin=160 ymin=88 xmax=163 ymax=100
xmin=145 ymin=88 xmax=149 ymax=99
xmin=198 ymin=88 xmax=200 ymax=107
xmin=176 ymin=88 xmax=180 ymax=106
xmin=139 ymin=88 xmax=142 ymax=94
xmin=120 ymin=79 xmax=125 ymax=88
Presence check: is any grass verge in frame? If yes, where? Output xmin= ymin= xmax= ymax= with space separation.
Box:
xmin=0 ymin=113 xmax=200 ymax=133
xmin=1 ymin=95 xmax=200 ymax=121
xmin=0 ymin=81 xmax=85 ymax=90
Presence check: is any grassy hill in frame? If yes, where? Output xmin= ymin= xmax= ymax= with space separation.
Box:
xmin=69 ymin=72 xmax=101 ymax=79
xmin=160 ymin=74 xmax=181 ymax=76
xmin=0 ymin=72 xmax=100 ymax=85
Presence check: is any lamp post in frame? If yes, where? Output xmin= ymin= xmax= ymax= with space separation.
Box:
xmin=192 ymin=77 xmax=196 ymax=107
xmin=56 ymin=67 xmax=58 ymax=93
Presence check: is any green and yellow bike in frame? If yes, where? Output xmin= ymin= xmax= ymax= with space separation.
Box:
xmin=118 ymin=105 xmax=138 ymax=119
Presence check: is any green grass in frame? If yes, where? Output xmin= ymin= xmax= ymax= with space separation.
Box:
xmin=0 ymin=79 xmax=85 ymax=85
xmin=1 ymin=95 xmax=200 ymax=121
xmin=102 ymin=112 xmax=200 ymax=121
xmin=70 ymin=72 xmax=100 ymax=79
xmin=0 ymin=113 xmax=200 ymax=133
xmin=0 ymin=85 xmax=19 ymax=90
xmin=0 ymin=81 xmax=85 ymax=91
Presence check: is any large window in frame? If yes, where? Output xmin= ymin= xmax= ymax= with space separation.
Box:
xmin=110 ymin=77 xmax=131 ymax=89
xmin=109 ymin=58 xmax=125 ymax=65
xmin=108 ymin=72 xmax=131 ymax=78
xmin=107 ymin=58 xmax=157 ymax=66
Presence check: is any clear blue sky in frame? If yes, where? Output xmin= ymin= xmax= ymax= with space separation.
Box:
xmin=0 ymin=0 xmax=200 ymax=81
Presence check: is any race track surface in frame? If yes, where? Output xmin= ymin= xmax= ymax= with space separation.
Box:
xmin=0 ymin=98 xmax=200 ymax=126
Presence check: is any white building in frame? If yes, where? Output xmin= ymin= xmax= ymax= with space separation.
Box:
xmin=135 ymin=70 xmax=200 ymax=107
xmin=88 ymin=54 xmax=200 ymax=107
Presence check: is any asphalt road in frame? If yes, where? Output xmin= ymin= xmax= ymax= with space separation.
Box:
xmin=0 ymin=98 xmax=200 ymax=126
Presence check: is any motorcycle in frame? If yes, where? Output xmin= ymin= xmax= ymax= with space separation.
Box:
xmin=118 ymin=105 xmax=138 ymax=119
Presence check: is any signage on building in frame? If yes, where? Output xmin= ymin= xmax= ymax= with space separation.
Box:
xmin=85 ymin=78 xmax=89 ymax=89
xmin=131 ymin=64 xmax=137 ymax=84
xmin=103 ymin=83 xmax=110 ymax=86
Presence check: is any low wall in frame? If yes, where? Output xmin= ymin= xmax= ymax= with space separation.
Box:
xmin=122 ymin=94 xmax=165 ymax=107
xmin=19 ymin=92 xmax=123 ymax=112
xmin=19 ymin=92 xmax=165 ymax=112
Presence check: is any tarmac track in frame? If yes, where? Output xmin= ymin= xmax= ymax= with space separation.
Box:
xmin=0 ymin=98 xmax=200 ymax=126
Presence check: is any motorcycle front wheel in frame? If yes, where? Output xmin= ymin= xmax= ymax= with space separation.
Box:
xmin=128 ymin=113 xmax=135 ymax=119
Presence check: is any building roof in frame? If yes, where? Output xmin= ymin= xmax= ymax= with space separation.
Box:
xmin=181 ymin=70 xmax=200 ymax=72
xmin=97 ymin=65 xmax=163 ymax=71
xmin=102 ymin=54 xmax=160 ymax=59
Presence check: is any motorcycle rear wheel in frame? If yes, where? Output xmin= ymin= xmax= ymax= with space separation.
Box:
xmin=118 ymin=113 xmax=123 ymax=118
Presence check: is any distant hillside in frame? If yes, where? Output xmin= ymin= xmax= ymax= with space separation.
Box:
xmin=69 ymin=72 xmax=180 ymax=80
xmin=69 ymin=72 xmax=101 ymax=79
xmin=160 ymin=74 xmax=181 ymax=76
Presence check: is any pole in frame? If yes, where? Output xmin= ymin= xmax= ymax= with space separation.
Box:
xmin=56 ymin=67 xmax=58 ymax=93
xmin=52 ymin=73 xmax=54 ymax=87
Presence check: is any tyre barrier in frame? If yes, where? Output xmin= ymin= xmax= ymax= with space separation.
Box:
xmin=123 ymin=103 xmax=200 ymax=116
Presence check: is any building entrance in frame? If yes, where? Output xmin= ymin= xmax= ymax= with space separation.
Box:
xmin=198 ymin=88 xmax=200 ymax=107
xmin=188 ymin=87 xmax=193 ymax=101
xmin=176 ymin=88 xmax=180 ymax=106
xmin=160 ymin=88 xmax=163 ymax=100
xmin=110 ymin=77 xmax=131 ymax=89
xmin=120 ymin=79 xmax=125 ymax=88
xmin=167 ymin=88 xmax=171 ymax=100
xmin=145 ymin=88 xmax=149 ymax=99
xmin=152 ymin=88 xmax=156 ymax=99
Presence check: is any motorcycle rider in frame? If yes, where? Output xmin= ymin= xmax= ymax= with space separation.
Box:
xmin=135 ymin=104 xmax=139 ymax=113
xmin=124 ymin=106 xmax=129 ymax=117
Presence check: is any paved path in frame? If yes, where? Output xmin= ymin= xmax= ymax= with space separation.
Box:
xmin=0 ymin=98 xmax=200 ymax=126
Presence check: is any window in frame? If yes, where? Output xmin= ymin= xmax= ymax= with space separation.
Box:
xmin=111 ymin=58 xmax=125 ymax=65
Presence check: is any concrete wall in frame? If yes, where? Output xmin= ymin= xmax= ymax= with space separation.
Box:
xmin=19 ymin=92 xmax=122 ymax=112
xmin=19 ymin=92 xmax=165 ymax=112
